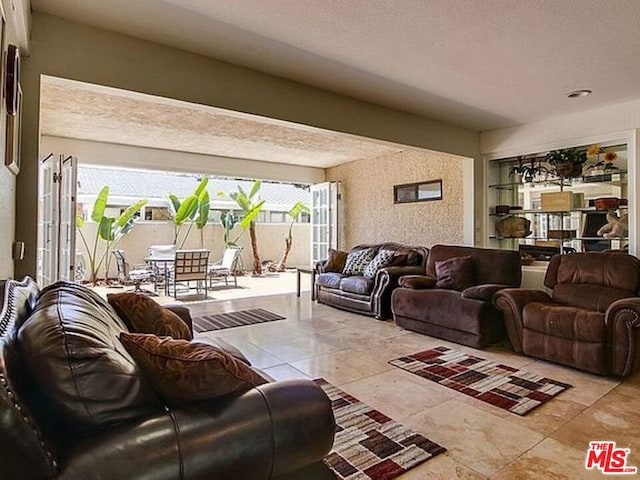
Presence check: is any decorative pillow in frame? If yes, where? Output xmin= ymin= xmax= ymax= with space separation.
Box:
xmin=389 ymin=254 xmax=409 ymax=267
xmin=363 ymin=249 xmax=396 ymax=279
xmin=435 ymin=256 xmax=475 ymax=290
xmin=324 ymin=249 xmax=348 ymax=272
xmin=342 ymin=248 xmax=377 ymax=276
xmin=119 ymin=333 xmax=268 ymax=405
xmin=108 ymin=293 xmax=192 ymax=340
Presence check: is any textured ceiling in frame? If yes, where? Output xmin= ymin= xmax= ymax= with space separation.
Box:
xmin=40 ymin=78 xmax=400 ymax=168
xmin=32 ymin=0 xmax=640 ymax=131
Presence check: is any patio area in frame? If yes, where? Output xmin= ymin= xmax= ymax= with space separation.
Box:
xmin=90 ymin=269 xmax=313 ymax=305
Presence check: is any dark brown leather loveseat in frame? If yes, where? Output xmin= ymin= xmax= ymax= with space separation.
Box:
xmin=391 ymin=245 xmax=521 ymax=348
xmin=494 ymin=252 xmax=640 ymax=376
xmin=0 ymin=278 xmax=335 ymax=480
xmin=315 ymin=243 xmax=428 ymax=319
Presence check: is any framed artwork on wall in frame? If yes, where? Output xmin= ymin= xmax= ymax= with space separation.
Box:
xmin=394 ymin=179 xmax=443 ymax=204
xmin=5 ymin=84 xmax=21 ymax=174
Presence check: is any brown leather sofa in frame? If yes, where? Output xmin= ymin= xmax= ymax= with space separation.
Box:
xmin=0 ymin=278 xmax=335 ymax=480
xmin=391 ymin=245 xmax=522 ymax=348
xmin=494 ymin=252 xmax=640 ymax=377
xmin=315 ymin=243 xmax=429 ymax=319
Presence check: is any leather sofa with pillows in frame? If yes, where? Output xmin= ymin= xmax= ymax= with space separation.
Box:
xmin=314 ymin=243 xmax=429 ymax=319
xmin=0 ymin=278 xmax=335 ymax=480
xmin=391 ymin=244 xmax=522 ymax=348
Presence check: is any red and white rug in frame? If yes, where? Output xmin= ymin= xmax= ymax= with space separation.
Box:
xmin=315 ymin=378 xmax=445 ymax=480
xmin=389 ymin=346 xmax=571 ymax=416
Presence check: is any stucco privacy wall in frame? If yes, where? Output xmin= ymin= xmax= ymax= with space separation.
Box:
xmin=327 ymin=149 xmax=465 ymax=248
xmin=77 ymin=223 xmax=310 ymax=279
xmin=18 ymin=13 xmax=479 ymax=279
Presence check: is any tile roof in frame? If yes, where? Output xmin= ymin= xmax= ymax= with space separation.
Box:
xmin=77 ymin=165 xmax=310 ymax=210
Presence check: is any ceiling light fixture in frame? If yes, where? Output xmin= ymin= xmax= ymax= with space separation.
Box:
xmin=566 ymin=89 xmax=592 ymax=99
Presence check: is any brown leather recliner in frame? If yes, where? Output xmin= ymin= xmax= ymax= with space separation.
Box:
xmin=494 ymin=252 xmax=640 ymax=377
xmin=391 ymin=245 xmax=522 ymax=348
xmin=0 ymin=278 xmax=335 ymax=480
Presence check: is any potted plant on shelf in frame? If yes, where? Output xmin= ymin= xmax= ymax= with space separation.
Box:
xmin=544 ymin=147 xmax=587 ymax=179
xmin=509 ymin=155 xmax=549 ymax=183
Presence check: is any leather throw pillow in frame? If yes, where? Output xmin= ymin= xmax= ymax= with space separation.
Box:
xmin=363 ymin=249 xmax=395 ymax=279
xmin=108 ymin=293 xmax=192 ymax=340
xmin=324 ymin=249 xmax=348 ymax=272
xmin=120 ymin=333 xmax=268 ymax=404
xmin=342 ymin=248 xmax=377 ymax=276
xmin=435 ymin=255 xmax=475 ymax=290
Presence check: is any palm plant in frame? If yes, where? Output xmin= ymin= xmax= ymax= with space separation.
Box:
xmin=274 ymin=201 xmax=310 ymax=272
xmin=76 ymin=186 xmax=147 ymax=284
xmin=166 ymin=177 xmax=209 ymax=248
xmin=221 ymin=181 xmax=265 ymax=274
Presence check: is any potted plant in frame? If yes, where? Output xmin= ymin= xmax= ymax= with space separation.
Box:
xmin=544 ymin=147 xmax=587 ymax=179
xmin=509 ymin=156 xmax=549 ymax=183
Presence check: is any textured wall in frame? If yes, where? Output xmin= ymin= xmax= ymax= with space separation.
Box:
xmin=327 ymin=149 xmax=464 ymax=249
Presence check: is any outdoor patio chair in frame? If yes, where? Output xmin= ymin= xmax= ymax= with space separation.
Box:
xmin=112 ymin=249 xmax=156 ymax=294
xmin=172 ymin=249 xmax=210 ymax=299
xmin=208 ymin=246 xmax=243 ymax=288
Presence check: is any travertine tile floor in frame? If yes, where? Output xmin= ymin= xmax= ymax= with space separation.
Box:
xmin=189 ymin=293 xmax=640 ymax=480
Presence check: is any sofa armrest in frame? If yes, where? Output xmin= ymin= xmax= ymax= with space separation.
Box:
xmin=398 ymin=275 xmax=437 ymax=289
xmin=493 ymin=289 xmax=552 ymax=353
xmin=59 ymin=380 xmax=335 ymax=480
xmin=314 ymin=259 xmax=328 ymax=274
xmin=462 ymin=284 xmax=511 ymax=302
xmin=164 ymin=305 xmax=193 ymax=338
xmin=371 ymin=266 xmax=425 ymax=319
xmin=606 ymin=297 xmax=640 ymax=377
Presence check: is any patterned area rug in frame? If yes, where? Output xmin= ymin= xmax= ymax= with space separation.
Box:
xmin=315 ymin=378 xmax=445 ymax=480
xmin=192 ymin=308 xmax=285 ymax=332
xmin=389 ymin=346 xmax=571 ymax=416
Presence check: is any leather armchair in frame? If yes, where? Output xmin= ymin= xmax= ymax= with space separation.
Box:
xmin=494 ymin=252 xmax=640 ymax=377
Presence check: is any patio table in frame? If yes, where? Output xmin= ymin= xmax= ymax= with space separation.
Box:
xmin=144 ymin=256 xmax=174 ymax=296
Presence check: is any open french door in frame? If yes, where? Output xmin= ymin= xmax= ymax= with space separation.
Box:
xmin=310 ymin=181 xmax=341 ymax=265
xmin=37 ymin=154 xmax=78 ymax=285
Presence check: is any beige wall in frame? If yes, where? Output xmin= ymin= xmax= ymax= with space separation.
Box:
xmin=18 ymin=13 xmax=480 ymax=279
xmin=327 ymin=149 xmax=465 ymax=248
xmin=77 ymin=222 xmax=311 ymax=279
xmin=0 ymin=0 xmax=25 ymax=278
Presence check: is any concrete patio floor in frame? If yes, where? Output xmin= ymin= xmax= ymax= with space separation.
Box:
xmin=91 ymin=269 xmax=312 ymax=305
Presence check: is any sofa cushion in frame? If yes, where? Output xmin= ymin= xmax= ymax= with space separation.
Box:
xmin=340 ymin=276 xmax=374 ymax=295
xmin=435 ymin=256 xmax=475 ymax=290
xmin=120 ymin=333 xmax=267 ymax=405
xmin=324 ymin=249 xmax=348 ymax=273
xmin=398 ymin=275 xmax=437 ymax=289
xmin=523 ymin=302 xmax=605 ymax=343
xmin=107 ymin=293 xmax=192 ymax=340
xmin=363 ymin=249 xmax=395 ymax=279
xmin=316 ymin=272 xmax=345 ymax=289
xmin=342 ymin=247 xmax=377 ymax=276
xmin=18 ymin=282 xmax=161 ymax=431
xmin=461 ymin=284 xmax=510 ymax=302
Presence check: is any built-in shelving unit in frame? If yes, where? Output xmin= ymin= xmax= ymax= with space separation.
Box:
xmin=486 ymin=144 xmax=630 ymax=261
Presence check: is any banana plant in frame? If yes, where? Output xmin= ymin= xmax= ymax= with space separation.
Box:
xmin=220 ymin=210 xmax=239 ymax=246
xmin=195 ymin=189 xmax=210 ymax=248
xmin=274 ymin=201 xmax=310 ymax=272
xmin=76 ymin=186 xmax=147 ymax=284
xmin=166 ymin=177 xmax=209 ymax=248
xmin=219 ymin=180 xmax=265 ymax=274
